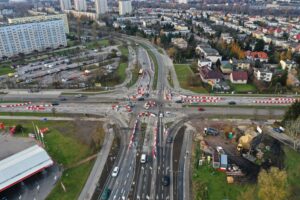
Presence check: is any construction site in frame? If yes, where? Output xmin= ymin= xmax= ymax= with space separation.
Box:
xmin=192 ymin=119 xmax=287 ymax=183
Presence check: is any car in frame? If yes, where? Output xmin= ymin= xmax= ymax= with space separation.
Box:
xmin=60 ymin=97 xmax=67 ymax=101
xmin=101 ymin=188 xmax=111 ymax=200
xmin=228 ymin=101 xmax=236 ymax=105
xmin=140 ymin=154 xmax=147 ymax=163
xmin=273 ymin=127 xmax=283 ymax=133
xmin=112 ymin=167 xmax=119 ymax=177
xmin=51 ymin=101 xmax=60 ymax=106
xmin=159 ymin=113 xmax=163 ymax=118
xmin=198 ymin=107 xmax=205 ymax=111
xmin=75 ymin=94 xmax=83 ymax=98
xmin=137 ymin=97 xmax=145 ymax=101
xmin=162 ymin=176 xmax=170 ymax=186
xmin=167 ymin=136 xmax=173 ymax=143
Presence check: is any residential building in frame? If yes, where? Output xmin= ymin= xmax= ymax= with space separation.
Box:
xmin=64 ymin=10 xmax=97 ymax=20
xmin=220 ymin=61 xmax=233 ymax=74
xmin=230 ymin=71 xmax=248 ymax=84
xmin=198 ymin=66 xmax=222 ymax=86
xmin=280 ymin=60 xmax=298 ymax=71
xmin=220 ymin=33 xmax=234 ymax=44
xmin=119 ymin=0 xmax=132 ymax=16
xmin=254 ymin=68 xmax=273 ymax=82
xmin=178 ymin=0 xmax=188 ymax=4
xmin=95 ymin=0 xmax=108 ymax=15
xmin=59 ymin=0 xmax=72 ymax=11
xmin=196 ymin=46 xmax=222 ymax=63
xmin=171 ymin=38 xmax=187 ymax=49
xmin=245 ymin=51 xmax=269 ymax=62
xmin=8 ymin=14 xmax=69 ymax=34
xmin=74 ymin=0 xmax=87 ymax=12
xmin=0 ymin=19 xmax=67 ymax=58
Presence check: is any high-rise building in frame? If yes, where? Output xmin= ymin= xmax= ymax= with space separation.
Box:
xmin=0 ymin=19 xmax=67 ymax=58
xmin=177 ymin=0 xmax=188 ymax=3
xmin=59 ymin=0 xmax=72 ymax=10
xmin=119 ymin=0 xmax=132 ymax=16
xmin=8 ymin=14 xmax=69 ymax=34
xmin=74 ymin=0 xmax=87 ymax=12
xmin=95 ymin=0 xmax=108 ymax=15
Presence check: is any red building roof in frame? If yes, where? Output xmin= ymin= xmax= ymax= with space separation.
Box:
xmin=245 ymin=51 xmax=268 ymax=59
xmin=231 ymin=71 xmax=248 ymax=81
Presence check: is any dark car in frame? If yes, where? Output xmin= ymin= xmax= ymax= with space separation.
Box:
xmin=137 ymin=97 xmax=145 ymax=101
xmin=162 ymin=176 xmax=170 ymax=186
xmin=101 ymin=188 xmax=111 ymax=200
xmin=167 ymin=136 xmax=173 ymax=143
xmin=228 ymin=101 xmax=236 ymax=105
xmin=51 ymin=101 xmax=60 ymax=106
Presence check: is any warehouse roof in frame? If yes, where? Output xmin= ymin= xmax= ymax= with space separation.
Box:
xmin=0 ymin=145 xmax=53 ymax=192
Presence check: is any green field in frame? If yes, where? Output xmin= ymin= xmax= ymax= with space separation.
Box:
xmin=0 ymin=119 xmax=103 ymax=200
xmin=117 ymin=62 xmax=128 ymax=83
xmin=86 ymin=39 xmax=109 ymax=49
xmin=0 ymin=65 xmax=15 ymax=76
xmin=174 ymin=64 xmax=208 ymax=93
xmin=193 ymin=164 xmax=249 ymax=200
xmin=231 ymin=83 xmax=257 ymax=93
xmin=118 ymin=45 xmax=129 ymax=57
xmin=284 ymin=147 xmax=300 ymax=199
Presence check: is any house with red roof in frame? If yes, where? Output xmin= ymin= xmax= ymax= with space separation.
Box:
xmin=245 ymin=51 xmax=269 ymax=62
xmin=230 ymin=71 xmax=248 ymax=84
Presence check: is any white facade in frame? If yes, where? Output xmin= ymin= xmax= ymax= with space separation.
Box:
xmin=178 ymin=0 xmax=188 ymax=4
xmin=59 ymin=0 xmax=72 ymax=11
xmin=95 ymin=0 xmax=108 ymax=15
xmin=74 ymin=0 xmax=87 ymax=12
xmin=8 ymin=14 xmax=69 ymax=34
xmin=0 ymin=19 xmax=67 ymax=58
xmin=119 ymin=0 xmax=132 ymax=16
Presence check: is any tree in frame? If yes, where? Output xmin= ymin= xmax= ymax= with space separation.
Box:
xmin=91 ymin=22 xmax=98 ymax=41
xmin=258 ymin=167 xmax=288 ymax=200
xmin=286 ymin=48 xmax=292 ymax=60
xmin=283 ymin=101 xmax=300 ymax=123
xmin=285 ymin=116 xmax=300 ymax=150
xmin=254 ymin=39 xmax=265 ymax=51
xmin=237 ymin=187 xmax=257 ymax=200
xmin=167 ymin=47 xmax=177 ymax=59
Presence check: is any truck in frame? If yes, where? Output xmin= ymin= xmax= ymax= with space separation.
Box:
xmin=212 ymin=151 xmax=220 ymax=168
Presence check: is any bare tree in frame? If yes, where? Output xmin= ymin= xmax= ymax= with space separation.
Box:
xmin=285 ymin=116 xmax=300 ymax=150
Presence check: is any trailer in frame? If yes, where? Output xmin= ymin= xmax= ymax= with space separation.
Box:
xmin=220 ymin=154 xmax=228 ymax=170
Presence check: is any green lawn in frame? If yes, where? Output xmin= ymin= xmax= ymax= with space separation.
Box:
xmin=0 ymin=119 xmax=103 ymax=200
xmin=0 ymin=65 xmax=15 ymax=76
xmin=118 ymin=45 xmax=129 ymax=57
xmin=193 ymin=164 xmax=248 ymax=200
xmin=47 ymin=161 xmax=94 ymax=200
xmin=86 ymin=39 xmax=109 ymax=49
xmin=117 ymin=62 xmax=127 ymax=83
xmin=174 ymin=64 xmax=208 ymax=93
xmin=231 ymin=83 xmax=257 ymax=93
xmin=284 ymin=147 xmax=300 ymax=199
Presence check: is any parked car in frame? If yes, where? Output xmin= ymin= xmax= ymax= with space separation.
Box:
xmin=216 ymin=146 xmax=225 ymax=154
xmin=162 ymin=176 xmax=170 ymax=186
xmin=51 ymin=101 xmax=59 ymax=106
xmin=112 ymin=167 xmax=119 ymax=177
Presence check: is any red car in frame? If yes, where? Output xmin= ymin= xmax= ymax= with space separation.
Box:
xmin=198 ymin=107 xmax=205 ymax=111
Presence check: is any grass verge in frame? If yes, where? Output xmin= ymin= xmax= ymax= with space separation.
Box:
xmin=126 ymin=64 xmax=140 ymax=88
xmin=174 ymin=64 xmax=208 ymax=93
xmin=0 ymin=119 xmax=104 ymax=200
xmin=0 ymin=65 xmax=15 ymax=76
xmin=86 ymin=39 xmax=109 ymax=49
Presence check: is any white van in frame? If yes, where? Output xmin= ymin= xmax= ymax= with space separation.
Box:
xmin=140 ymin=154 xmax=147 ymax=164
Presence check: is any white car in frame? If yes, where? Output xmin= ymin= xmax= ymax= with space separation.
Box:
xmin=112 ymin=167 xmax=119 ymax=177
